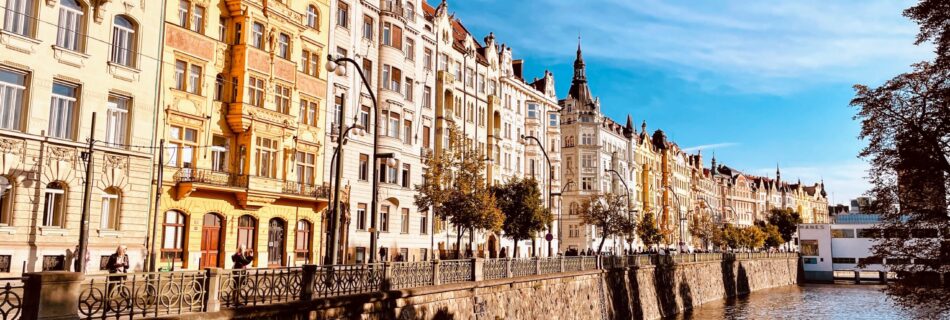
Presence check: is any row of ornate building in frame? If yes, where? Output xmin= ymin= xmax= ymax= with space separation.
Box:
xmin=0 ymin=0 xmax=827 ymax=275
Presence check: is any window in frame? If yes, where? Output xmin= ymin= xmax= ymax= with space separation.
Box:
xmin=331 ymin=95 xmax=342 ymax=127
xmin=380 ymin=161 xmax=397 ymax=184
xmin=0 ymin=177 xmax=12 ymax=226
xmin=424 ymin=48 xmax=432 ymax=70
xmin=581 ymin=177 xmax=594 ymax=191
xmin=423 ymin=86 xmax=431 ymax=109
xmin=191 ymin=5 xmax=204 ymax=33
xmin=110 ymin=16 xmax=136 ymax=66
xmin=385 ymin=111 xmax=400 ymax=138
xmin=301 ymin=49 xmax=320 ymax=77
xmin=236 ymin=215 xmax=256 ymax=252
xmin=177 ymin=0 xmax=189 ymax=26
xmin=405 ymin=38 xmax=415 ymax=60
xmin=174 ymin=60 xmax=186 ymax=90
xmin=277 ymin=33 xmax=290 ymax=59
xmin=162 ymin=211 xmax=186 ymax=261
xmin=359 ymin=105 xmax=370 ymax=130
xmin=306 ymin=5 xmax=319 ymax=29
xmin=362 ymin=15 xmax=373 ymax=39
xmin=336 ymin=1 xmax=348 ymax=28
xmin=4 ymin=0 xmax=35 ymax=36
xmin=188 ymin=64 xmax=202 ymax=94
xmin=100 ymin=187 xmax=120 ymax=230
xmin=401 ymin=163 xmax=410 ymax=188
xmin=299 ymin=98 xmax=319 ymax=126
xmin=296 ymin=151 xmax=315 ymax=185
xmin=167 ymin=125 xmax=197 ymax=168
xmin=274 ymin=84 xmax=291 ymax=113
xmin=831 ymin=229 xmax=855 ymax=238
xmin=0 ymin=68 xmax=27 ymax=131
xmin=42 ymin=182 xmax=66 ymax=227
xmin=361 ymin=58 xmax=373 ymax=85
xmin=465 ymin=68 xmax=473 ymax=87
xmin=422 ymin=125 xmax=430 ymax=149
xmin=105 ymin=95 xmax=129 ymax=146
xmin=382 ymin=65 xmax=401 ymax=92
xmin=214 ymin=74 xmax=225 ymax=101
xmin=400 ymin=208 xmax=409 ymax=233
xmin=405 ymin=78 xmax=413 ymax=101
xmin=800 ymin=240 xmax=819 ymax=256
xmin=526 ymin=103 xmax=537 ymax=119
xmin=218 ymin=17 xmax=226 ymax=41
xmin=857 ymin=229 xmax=879 ymax=238
xmin=581 ymin=133 xmax=593 ymax=145
xmin=56 ymin=0 xmax=84 ymax=51
xmin=356 ymin=203 xmax=367 ymax=230
xmin=549 ymin=113 xmax=558 ymax=127
xmin=248 ymin=76 xmax=265 ymax=107
xmin=380 ymin=205 xmax=389 ymax=232
xmin=358 ymin=154 xmax=369 ymax=181
xmin=256 ymin=137 xmax=278 ymax=178
xmin=438 ymin=53 xmax=447 ymax=71
xmin=49 ymin=82 xmax=77 ymax=140
xmin=832 ymin=257 xmax=856 ymax=264
xmin=403 ymin=119 xmax=412 ymax=144
xmin=295 ymin=220 xmax=312 ymax=261
xmin=210 ymin=135 xmax=228 ymax=172
xmin=251 ymin=22 xmax=263 ymax=48
xmin=420 ymin=214 xmax=427 ymax=234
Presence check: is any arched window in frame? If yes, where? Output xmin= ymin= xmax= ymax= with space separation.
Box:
xmin=3 ymin=0 xmax=36 ymax=36
xmin=42 ymin=182 xmax=66 ymax=227
xmin=267 ymin=218 xmax=286 ymax=266
xmin=237 ymin=215 xmax=256 ymax=252
xmin=162 ymin=210 xmax=186 ymax=261
xmin=56 ymin=0 xmax=85 ymax=51
xmin=110 ymin=15 xmax=136 ymax=66
xmin=295 ymin=220 xmax=311 ymax=262
xmin=306 ymin=5 xmax=318 ymax=29
xmin=100 ymin=187 xmax=120 ymax=230
xmin=0 ymin=176 xmax=14 ymax=226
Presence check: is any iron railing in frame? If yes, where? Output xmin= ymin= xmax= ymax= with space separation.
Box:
xmin=312 ymin=264 xmax=384 ymax=298
xmin=219 ymin=267 xmax=303 ymax=309
xmin=78 ymin=271 xmax=207 ymax=319
xmin=539 ymin=258 xmax=561 ymax=275
xmin=510 ymin=258 xmax=536 ymax=278
xmin=438 ymin=260 xmax=474 ymax=285
xmin=0 ymin=277 xmax=23 ymax=320
xmin=389 ymin=262 xmax=434 ymax=289
xmin=281 ymin=181 xmax=331 ymax=199
xmin=173 ymin=168 xmax=247 ymax=188
xmin=483 ymin=259 xmax=508 ymax=280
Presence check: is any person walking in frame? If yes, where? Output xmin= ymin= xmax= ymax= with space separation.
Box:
xmin=231 ymin=246 xmax=253 ymax=307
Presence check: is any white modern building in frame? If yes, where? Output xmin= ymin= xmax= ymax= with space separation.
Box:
xmin=799 ymin=214 xmax=887 ymax=282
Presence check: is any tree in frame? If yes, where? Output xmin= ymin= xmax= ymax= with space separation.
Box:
xmin=579 ymin=193 xmax=635 ymax=254
xmin=767 ymin=208 xmax=802 ymax=251
xmin=851 ymin=2 xmax=950 ymax=310
xmin=689 ymin=213 xmax=716 ymax=250
xmin=637 ymin=211 xmax=663 ymax=250
xmin=492 ymin=177 xmax=552 ymax=258
xmin=720 ymin=224 xmax=742 ymax=251
xmin=415 ymin=125 xmax=503 ymax=257
xmin=743 ymin=225 xmax=767 ymax=251
xmin=759 ymin=223 xmax=785 ymax=249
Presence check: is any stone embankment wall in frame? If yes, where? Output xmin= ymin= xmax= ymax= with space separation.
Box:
xmin=166 ymin=257 xmax=798 ymax=320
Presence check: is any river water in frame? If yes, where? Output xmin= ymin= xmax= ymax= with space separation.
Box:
xmin=670 ymin=284 xmax=948 ymax=320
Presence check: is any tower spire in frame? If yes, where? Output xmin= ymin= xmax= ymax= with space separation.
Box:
xmin=568 ymin=34 xmax=592 ymax=104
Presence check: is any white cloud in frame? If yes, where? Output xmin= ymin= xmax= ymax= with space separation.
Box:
xmin=683 ymin=142 xmax=738 ymax=152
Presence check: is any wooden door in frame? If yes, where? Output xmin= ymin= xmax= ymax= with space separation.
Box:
xmin=200 ymin=213 xmax=223 ymax=268
xmin=267 ymin=219 xmax=285 ymax=266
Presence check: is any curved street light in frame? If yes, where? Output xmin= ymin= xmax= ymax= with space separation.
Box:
xmin=521 ymin=134 xmax=554 ymax=257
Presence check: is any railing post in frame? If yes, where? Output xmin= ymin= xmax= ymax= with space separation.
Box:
xmin=472 ymin=258 xmax=483 ymax=281
xmin=505 ymin=258 xmax=513 ymax=278
xmin=382 ymin=262 xmax=393 ymax=291
xmin=21 ymin=271 xmax=83 ymax=320
xmin=300 ymin=264 xmax=317 ymax=301
xmin=534 ymin=257 xmax=541 ymax=275
xmin=559 ymin=256 xmax=565 ymax=273
xmin=432 ymin=260 xmax=442 ymax=285
xmin=205 ymin=268 xmax=223 ymax=312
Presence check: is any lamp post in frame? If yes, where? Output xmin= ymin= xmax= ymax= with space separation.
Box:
xmin=324 ymin=114 xmax=363 ymax=265
xmin=551 ymin=180 xmax=574 ymax=247
xmin=325 ymin=55 xmax=386 ymax=263
xmin=664 ymin=185 xmax=686 ymax=252
xmin=605 ymin=169 xmax=631 ymax=253
xmin=520 ymin=135 xmax=554 ymax=257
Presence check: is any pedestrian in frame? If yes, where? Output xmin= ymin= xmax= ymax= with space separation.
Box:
xmin=104 ymin=245 xmax=130 ymax=307
xmin=499 ymin=247 xmax=507 ymax=259
xmin=72 ymin=245 xmax=90 ymax=273
xmin=231 ymin=246 xmax=253 ymax=307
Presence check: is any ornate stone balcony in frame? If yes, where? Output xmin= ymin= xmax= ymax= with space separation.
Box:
xmin=226 ymin=102 xmax=296 ymax=133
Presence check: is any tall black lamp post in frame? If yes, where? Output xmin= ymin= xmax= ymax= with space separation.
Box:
xmin=520 ymin=135 xmax=554 ymax=257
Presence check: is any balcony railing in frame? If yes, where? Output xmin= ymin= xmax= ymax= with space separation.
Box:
xmin=173 ymin=168 xmax=248 ymax=188
xmin=282 ymin=181 xmax=331 ymax=199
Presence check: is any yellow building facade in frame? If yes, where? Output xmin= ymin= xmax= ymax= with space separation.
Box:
xmin=151 ymin=0 xmax=331 ymax=271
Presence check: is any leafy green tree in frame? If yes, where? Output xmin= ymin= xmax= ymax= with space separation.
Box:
xmin=637 ymin=211 xmax=663 ymax=250
xmin=720 ymin=224 xmax=741 ymax=250
xmin=579 ymin=193 xmax=635 ymax=254
xmin=767 ymin=208 xmax=802 ymax=251
xmin=492 ymin=177 xmax=552 ymax=258
xmin=743 ymin=225 xmax=767 ymax=250
xmin=689 ymin=213 xmax=716 ymax=250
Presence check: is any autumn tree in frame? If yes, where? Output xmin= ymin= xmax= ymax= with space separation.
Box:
xmin=767 ymin=208 xmax=802 ymax=251
xmin=492 ymin=177 xmax=552 ymax=258
xmin=757 ymin=222 xmax=785 ymax=249
xmin=637 ymin=211 xmax=663 ymax=250
xmin=743 ymin=225 xmax=767 ymax=251
xmin=689 ymin=213 xmax=716 ymax=250
xmin=579 ymin=193 xmax=635 ymax=254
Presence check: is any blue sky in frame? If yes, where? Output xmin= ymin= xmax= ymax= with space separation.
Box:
xmin=444 ymin=0 xmax=934 ymax=204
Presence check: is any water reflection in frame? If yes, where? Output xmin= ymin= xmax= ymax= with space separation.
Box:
xmin=671 ymin=284 xmax=946 ymax=320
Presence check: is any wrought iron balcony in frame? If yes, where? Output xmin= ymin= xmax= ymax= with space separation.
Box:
xmin=173 ymin=168 xmax=248 ymax=188
xmin=282 ymin=181 xmax=331 ymax=200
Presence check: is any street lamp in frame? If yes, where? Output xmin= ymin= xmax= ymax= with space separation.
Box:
xmin=325 ymin=54 xmax=385 ymax=264
xmin=664 ymin=185 xmax=687 ymax=253
xmin=324 ymin=119 xmax=363 ymax=265
xmin=520 ymin=134 xmax=554 ymax=257
xmin=605 ymin=169 xmax=632 ymax=253
xmin=551 ymin=180 xmax=574 ymax=245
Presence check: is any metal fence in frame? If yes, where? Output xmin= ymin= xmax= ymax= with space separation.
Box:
xmin=0 ymin=253 xmax=797 ymax=319
xmin=0 ymin=278 xmax=23 ymax=320
xmin=77 ymin=271 xmax=207 ymax=319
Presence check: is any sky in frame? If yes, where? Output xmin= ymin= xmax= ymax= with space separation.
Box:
xmin=442 ymin=0 xmax=935 ymax=204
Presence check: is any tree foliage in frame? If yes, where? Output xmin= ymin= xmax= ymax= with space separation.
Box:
xmin=637 ymin=211 xmax=663 ymax=249
xmin=492 ymin=177 xmax=552 ymax=258
xmin=851 ymin=1 xmax=950 ymax=312
xmin=688 ymin=213 xmax=716 ymax=250
xmin=767 ymin=208 xmax=803 ymax=245
xmin=579 ymin=193 xmax=635 ymax=254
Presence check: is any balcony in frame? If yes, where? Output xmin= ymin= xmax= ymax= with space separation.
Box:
xmin=227 ymin=102 xmax=296 ymax=133
xmin=173 ymin=168 xmax=247 ymax=199
xmin=282 ymin=181 xmax=331 ymax=200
